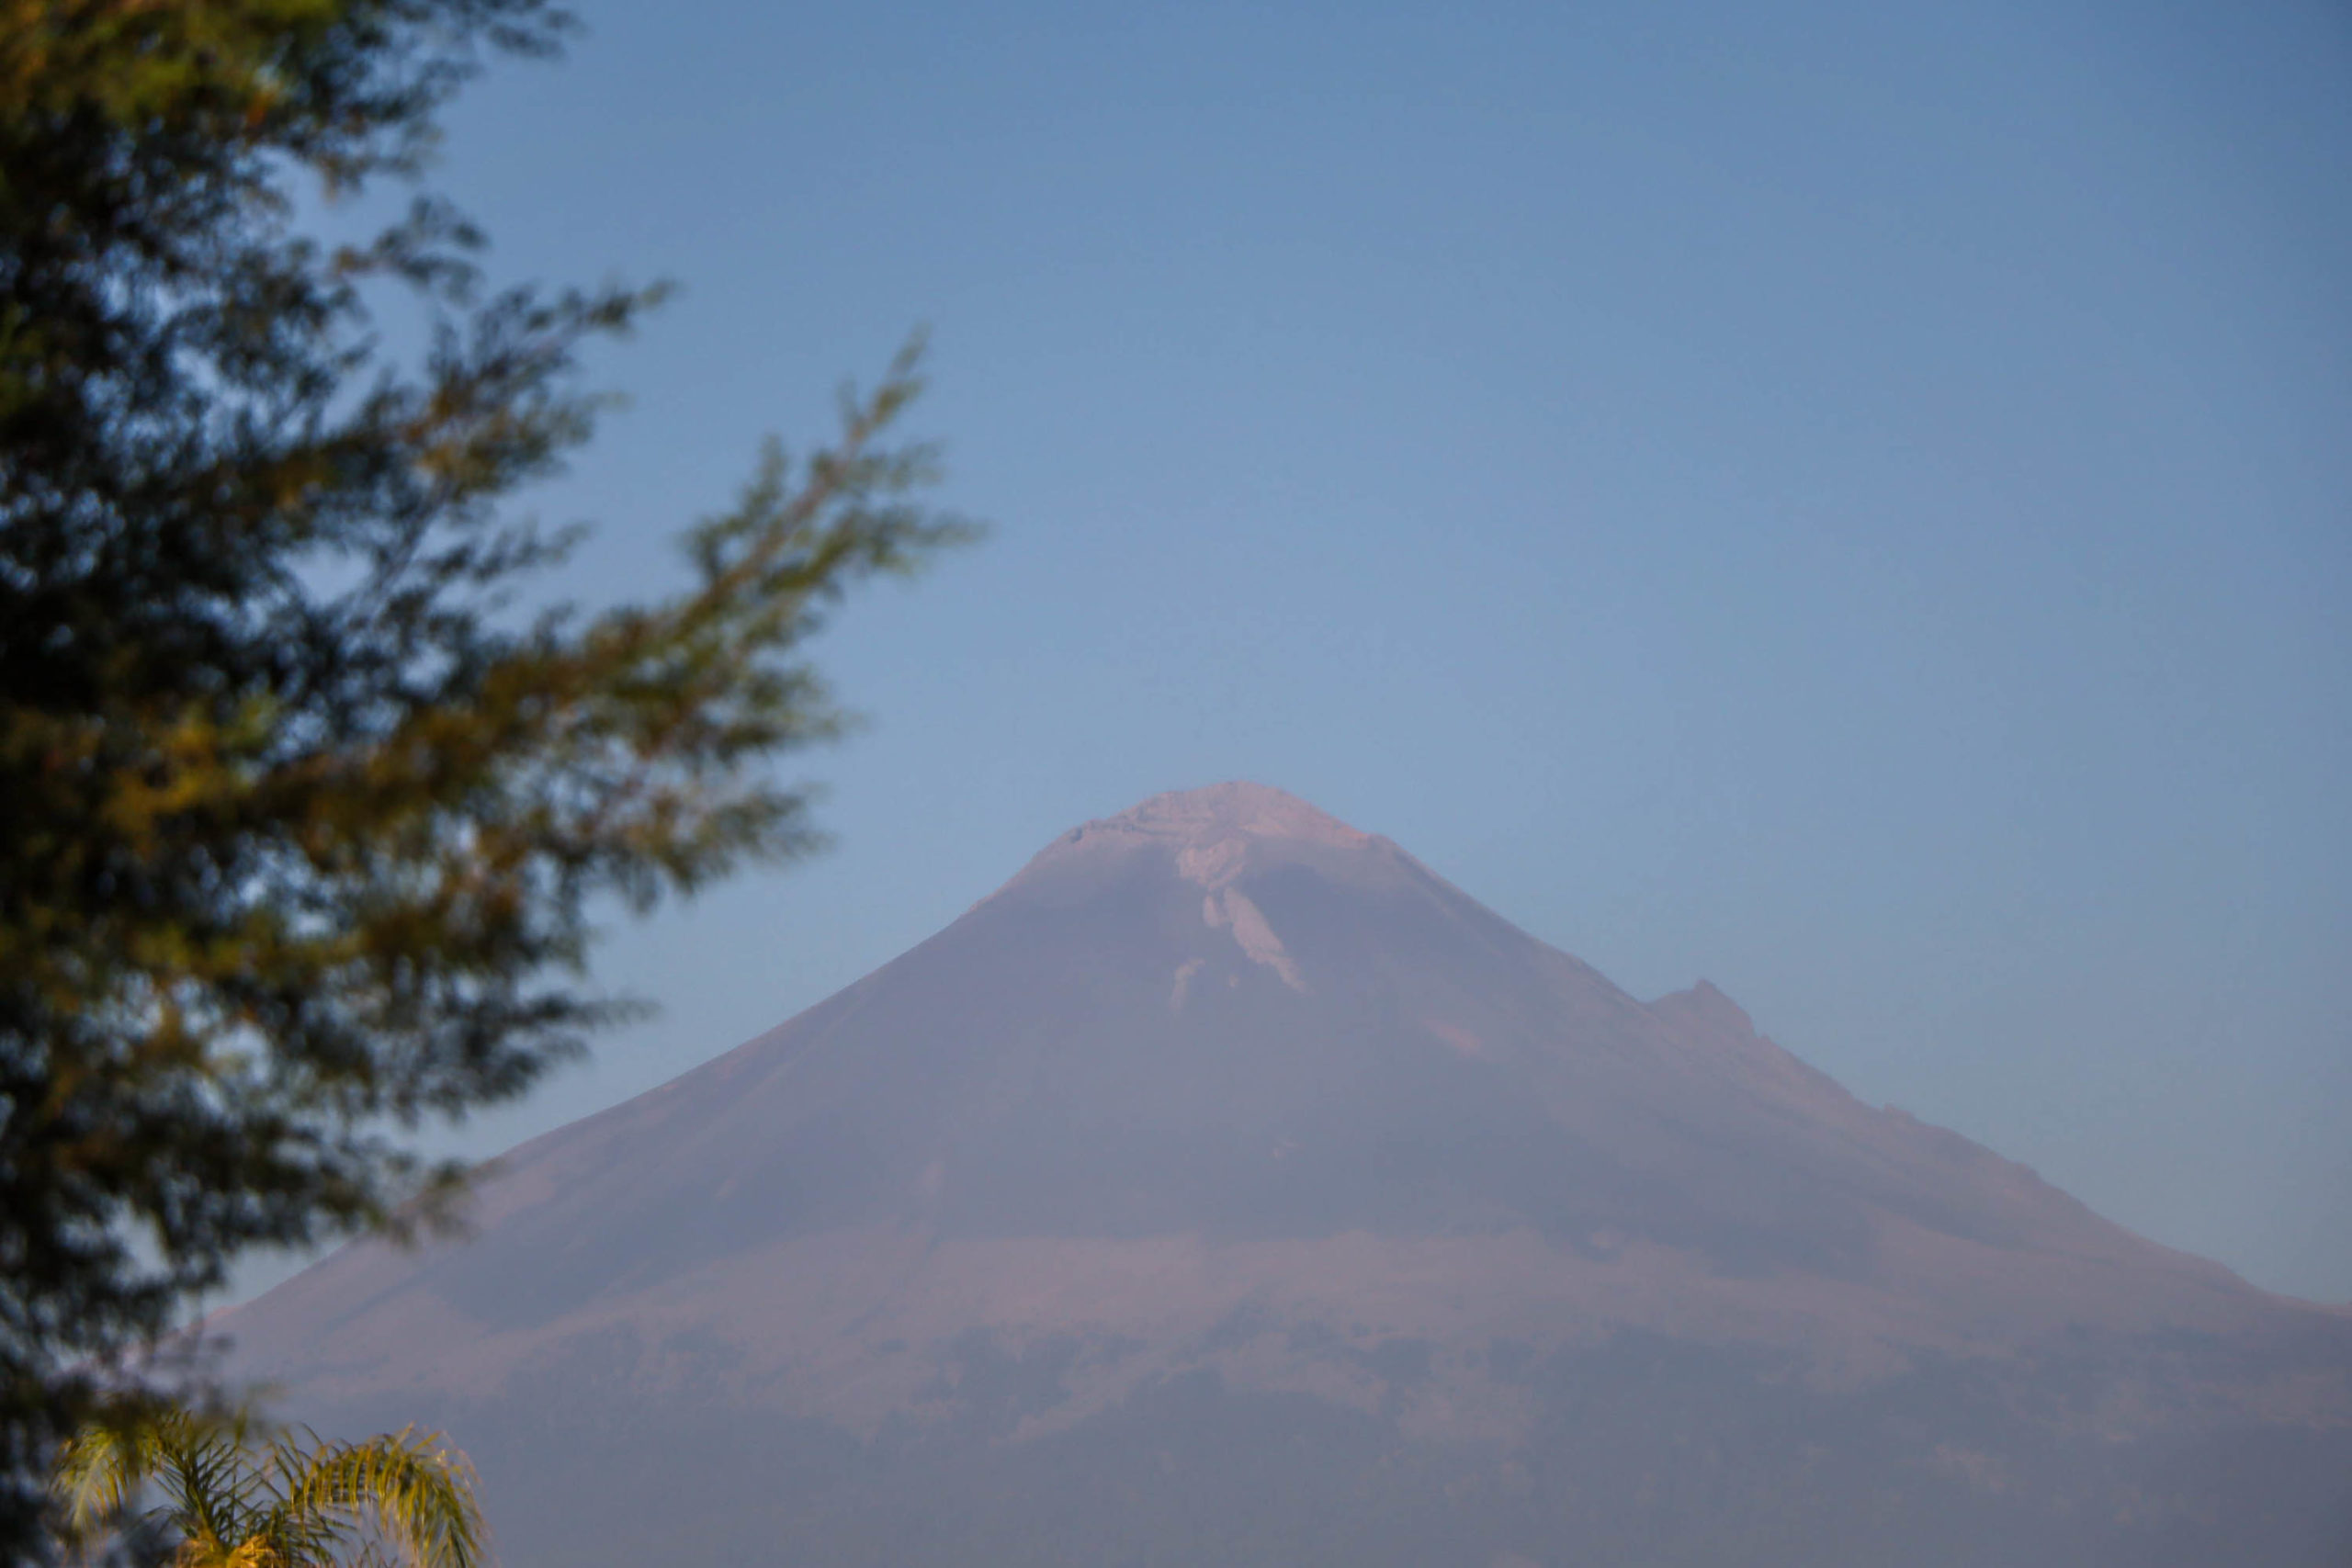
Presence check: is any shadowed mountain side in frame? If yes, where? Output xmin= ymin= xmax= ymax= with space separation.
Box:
xmin=220 ymin=784 xmax=2352 ymax=1567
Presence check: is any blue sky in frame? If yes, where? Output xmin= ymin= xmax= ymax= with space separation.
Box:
xmin=243 ymin=0 xmax=2350 ymax=1303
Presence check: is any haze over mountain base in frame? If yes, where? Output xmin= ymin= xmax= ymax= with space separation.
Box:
xmin=223 ymin=784 xmax=2352 ymax=1566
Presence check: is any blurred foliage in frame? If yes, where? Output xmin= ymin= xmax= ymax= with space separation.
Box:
xmin=0 ymin=0 xmax=975 ymax=1555
xmin=55 ymin=1405 xmax=485 ymax=1568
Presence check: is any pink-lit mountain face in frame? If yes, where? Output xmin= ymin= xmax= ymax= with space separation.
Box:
xmin=224 ymin=784 xmax=2352 ymax=1567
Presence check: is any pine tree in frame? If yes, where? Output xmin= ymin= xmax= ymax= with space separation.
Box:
xmin=0 ymin=3 xmax=975 ymax=1554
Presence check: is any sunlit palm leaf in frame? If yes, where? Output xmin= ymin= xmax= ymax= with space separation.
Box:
xmin=52 ymin=1418 xmax=161 ymax=1533
xmin=51 ymin=1411 xmax=487 ymax=1568
xmin=276 ymin=1429 xmax=486 ymax=1568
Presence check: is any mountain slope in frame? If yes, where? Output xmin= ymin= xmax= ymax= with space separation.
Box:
xmin=222 ymin=783 xmax=2352 ymax=1567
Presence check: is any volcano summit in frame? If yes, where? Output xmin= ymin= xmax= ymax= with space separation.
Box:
xmin=224 ymin=784 xmax=2352 ymax=1566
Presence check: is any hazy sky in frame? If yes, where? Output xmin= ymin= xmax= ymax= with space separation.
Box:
xmin=234 ymin=0 xmax=2349 ymax=1304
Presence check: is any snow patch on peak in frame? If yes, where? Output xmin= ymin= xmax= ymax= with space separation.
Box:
xmin=1203 ymin=886 xmax=1306 ymax=991
xmin=1168 ymin=957 xmax=1205 ymax=1012
xmin=1175 ymin=837 xmax=1250 ymax=891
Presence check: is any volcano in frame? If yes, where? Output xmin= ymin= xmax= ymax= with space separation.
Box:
xmin=222 ymin=783 xmax=2352 ymax=1566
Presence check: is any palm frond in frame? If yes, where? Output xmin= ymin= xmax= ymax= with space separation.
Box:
xmin=277 ymin=1428 xmax=488 ymax=1568
xmin=52 ymin=1408 xmax=486 ymax=1568
xmin=52 ymin=1418 xmax=163 ymax=1535
xmin=158 ymin=1412 xmax=272 ymax=1563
